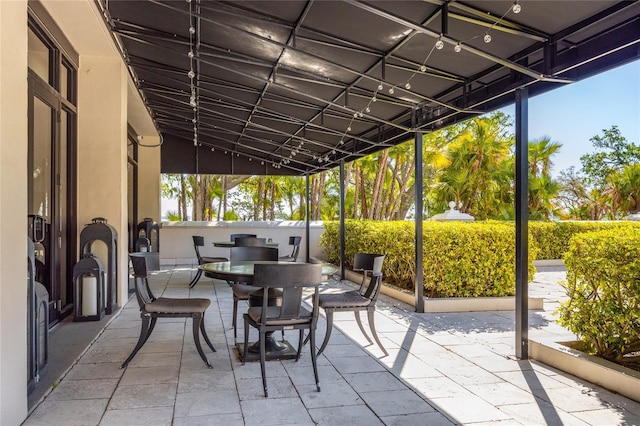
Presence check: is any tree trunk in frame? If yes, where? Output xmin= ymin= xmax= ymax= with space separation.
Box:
xmin=179 ymin=174 xmax=188 ymax=220
xmin=253 ymin=176 xmax=264 ymax=220
xmin=369 ymin=150 xmax=389 ymax=219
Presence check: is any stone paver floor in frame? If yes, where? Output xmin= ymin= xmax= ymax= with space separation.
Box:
xmin=24 ymin=264 xmax=640 ymax=425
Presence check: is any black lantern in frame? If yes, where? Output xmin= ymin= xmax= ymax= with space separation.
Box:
xmin=73 ymin=254 xmax=106 ymax=321
xmin=136 ymin=218 xmax=160 ymax=271
xmin=79 ymin=217 xmax=118 ymax=314
xmin=136 ymin=218 xmax=159 ymax=252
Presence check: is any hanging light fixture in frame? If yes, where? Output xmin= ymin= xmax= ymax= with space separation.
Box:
xmin=512 ymin=0 xmax=522 ymax=14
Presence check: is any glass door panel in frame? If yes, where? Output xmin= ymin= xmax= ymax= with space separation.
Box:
xmin=30 ymin=95 xmax=57 ymax=324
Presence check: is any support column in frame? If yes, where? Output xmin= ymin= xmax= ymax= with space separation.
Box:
xmin=137 ymin=136 xmax=161 ymax=222
xmin=414 ymin=131 xmax=424 ymax=313
xmin=515 ymin=87 xmax=529 ymax=359
xmin=339 ymin=160 xmax=346 ymax=280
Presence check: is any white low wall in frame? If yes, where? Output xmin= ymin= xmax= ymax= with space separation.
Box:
xmin=159 ymin=221 xmax=327 ymax=265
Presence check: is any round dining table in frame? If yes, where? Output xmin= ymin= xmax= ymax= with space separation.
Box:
xmin=200 ymin=260 xmax=337 ymax=361
xmin=199 ymin=260 xmax=335 ymax=283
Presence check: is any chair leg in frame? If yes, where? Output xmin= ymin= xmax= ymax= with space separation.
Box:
xmin=192 ymin=315 xmax=212 ymax=368
xmin=367 ymin=309 xmax=388 ymax=356
xmin=189 ymin=268 xmax=203 ymax=288
xmin=232 ymin=295 xmax=239 ymax=339
xmin=242 ymin=315 xmax=249 ymax=365
xmin=295 ymin=329 xmax=304 ymax=361
xmin=354 ymin=311 xmax=373 ymax=344
xmin=259 ymin=331 xmax=268 ymax=397
xmin=316 ymin=310 xmax=334 ymax=356
xmin=199 ymin=316 xmax=216 ymax=352
xmin=310 ymin=324 xmax=320 ymax=392
xmin=121 ymin=315 xmax=152 ymax=369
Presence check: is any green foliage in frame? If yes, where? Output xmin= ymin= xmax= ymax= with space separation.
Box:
xmin=223 ymin=210 xmax=239 ymax=221
xmin=580 ymin=126 xmax=640 ymax=185
xmin=165 ymin=211 xmax=181 ymax=221
xmin=557 ymin=228 xmax=640 ymax=362
xmin=320 ymin=220 xmax=536 ymax=297
xmin=528 ymin=221 xmax=640 ymax=260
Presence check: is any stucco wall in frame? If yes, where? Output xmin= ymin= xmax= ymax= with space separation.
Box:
xmin=77 ymin=55 xmax=129 ymax=311
xmin=159 ymin=221 xmax=327 ymax=265
xmin=0 ymin=1 xmax=29 ymax=423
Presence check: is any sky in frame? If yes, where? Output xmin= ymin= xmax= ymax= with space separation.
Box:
xmin=497 ymin=60 xmax=640 ymax=176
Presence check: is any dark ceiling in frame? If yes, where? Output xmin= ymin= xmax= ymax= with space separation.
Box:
xmin=100 ymin=0 xmax=640 ymax=176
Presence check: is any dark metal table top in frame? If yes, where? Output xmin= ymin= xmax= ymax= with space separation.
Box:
xmin=200 ymin=261 xmax=336 ymax=284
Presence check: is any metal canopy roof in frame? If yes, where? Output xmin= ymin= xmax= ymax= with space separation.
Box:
xmin=100 ymin=0 xmax=640 ymax=176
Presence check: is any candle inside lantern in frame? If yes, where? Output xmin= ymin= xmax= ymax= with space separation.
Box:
xmin=82 ymin=276 xmax=97 ymax=316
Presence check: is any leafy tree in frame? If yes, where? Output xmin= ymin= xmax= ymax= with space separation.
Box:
xmin=607 ymin=164 xmax=640 ymax=216
xmin=580 ymin=126 xmax=640 ymax=185
xmin=528 ymin=137 xmax=561 ymax=219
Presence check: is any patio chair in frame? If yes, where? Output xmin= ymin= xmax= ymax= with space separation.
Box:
xmin=230 ymin=233 xmax=257 ymax=243
xmin=279 ymin=236 xmax=302 ymax=262
xmin=230 ymin=246 xmax=279 ymax=339
xmin=122 ymin=253 xmax=216 ymax=369
xmin=243 ymin=263 xmax=323 ymax=397
xmin=316 ymin=253 xmax=388 ymax=356
xmin=189 ymin=236 xmax=228 ymax=288
xmin=234 ymin=237 xmax=267 ymax=247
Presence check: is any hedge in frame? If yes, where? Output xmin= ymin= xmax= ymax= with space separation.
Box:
xmin=556 ymin=228 xmax=640 ymax=362
xmin=529 ymin=221 xmax=640 ymax=260
xmin=320 ymin=220 xmax=536 ymax=298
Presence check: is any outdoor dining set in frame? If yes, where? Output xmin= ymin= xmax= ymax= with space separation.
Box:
xmin=123 ymin=234 xmax=387 ymax=398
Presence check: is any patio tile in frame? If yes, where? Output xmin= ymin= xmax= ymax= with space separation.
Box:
xmin=342 ymin=371 xmax=408 ymax=392
xmin=404 ymin=376 xmax=474 ymax=399
xmin=126 ymin=351 xmax=182 ymax=368
xmin=120 ymin=364 xmax=180 ymax=385
xmin=428 ymin=394 xmax=511 ymax=424
xmin=437 ymin=364 xmax=504 ymax=386
xmin=379 ymin=351 xmax=444 ymax=379
xmin=327 ymin=355 xmax=386 ymax=374
xmin=23 ymin=398 xmax=108 ymax=426
xmin=468 ymin=354 xmax=527 ymax=373
xmin=232 ymin=358 xmax=289 ymax=380
xmin=499 ymin=401 xmax=588 ymax=425
xmin=64 ymin=362 xmax=124 ymax=380
xmin=358 ymin=388 xmax=436 ymax=417
xmin=177 ymin=368 xmax=237 ymax=393
xmin=173 ymin=413 xmax=245 ymax=426
xmin=240 ymin=397 xmax=314 ymax=425
xmin=465 ymin=381 xmax=538 ymax=406
xmin=108 ymin=383 xmax=177 ymax=409
xmin=296 ymin=380 xmax=363 ymax=409
xmin=571 ymin=408 xmax=640 ymax=426
xmin=99 ymin=406 xmax=174 ymax=426
xmin=380 ymin=412 xmax=456 ymax=426
xmin=237 ymin=376 xmax=299 ymax=400
xmin=283 ymin=364 xmax=343 ymax=386
xmin=47 ymin=378 xmax=119 ymax=401
xmin=174 ymin=389 xmax=241 ymax=417
xmin=308 ymin=405 xmax=384 ymax=425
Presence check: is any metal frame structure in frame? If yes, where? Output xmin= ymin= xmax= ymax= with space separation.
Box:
xmin=97 ymin=0 xmax=640 ymax=360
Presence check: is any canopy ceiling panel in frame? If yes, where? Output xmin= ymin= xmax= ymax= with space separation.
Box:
xmin=100 ymin=0 xmax=640 ymax=175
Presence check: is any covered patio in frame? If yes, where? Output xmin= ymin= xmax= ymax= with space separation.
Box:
xmin=24 ymin=263 xmax=640 ymax=425
xmin=2 ymin=1 xmax=640 ymax=423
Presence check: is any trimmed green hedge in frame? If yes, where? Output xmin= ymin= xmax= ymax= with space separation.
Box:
xmin=320 ymin=220 xmax=536 ymax=298
xmin=556 ymin=228 xmax=640 ymax=362
xmin=529 ymin=221 xmax=640 ymax=260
